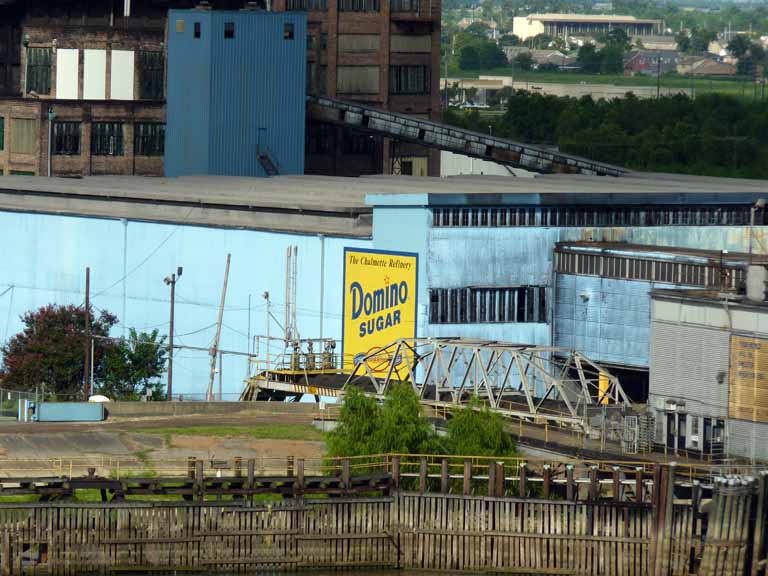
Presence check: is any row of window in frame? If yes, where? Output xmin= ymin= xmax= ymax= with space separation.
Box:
xmin=431 ymin=206 xmax=766 ymax=228
xmin=287 ymin=0 xmax=419 ymax=10
xmin=389 ymin=65 xmax=429 ymax=95
xmin=25 ymin=48 xmax=164 ymax=99
xmin=50 ymin=121 xmax=164 ymax=156
xmin=554 ymin=250 xmax=745 ymax=290
xmin=429 ymin=286 xmax=547 ymax=324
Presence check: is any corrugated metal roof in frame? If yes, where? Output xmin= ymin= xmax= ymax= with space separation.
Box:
xmin=556 ymin=241 xmax=768 ymax=265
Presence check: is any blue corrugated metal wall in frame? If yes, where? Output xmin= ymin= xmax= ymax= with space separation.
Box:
xmin=374 ymin=203 xmax=766 ymax=367
xmin=0 ymin=212 xmax=370 ymax=398
xmin=166 ymin=10 xmax=306 ymax=178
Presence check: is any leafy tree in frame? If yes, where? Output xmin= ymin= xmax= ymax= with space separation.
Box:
xmin=476 ymin=41 xmax=508 ymax=68
xmin=464 ymin=21 xmax=490 ymax=38
xmin=499 ymin=34 xmax=521 ymax=47
xmin=689 ymin=27 xmax=717 ymax=54
xmin=728 ymin=34 xmax=753 ymax=58
xmin=600 ymin=45 xmax=625 ymax=74
xmin=514 ymin=52 xmax=533 ymax=71
xmin=577 ymin=43 xmax=602 ymax=73
xmin=326 ymin=384 xmax=441 ymax=459
xmin=446 ymin=397 xmax=516 ymax=457
xmin=458 ymin=44 xmax=481 ymax=69
xmin=0 ymin=304 xmax=118 ymax=398
xmin=100 ymin=328 xmax=168 ymax=400
xmin=598 ymin=28 xmax=631 ymax=52
xmin=675 ymin=30 xmax=691 ymax=53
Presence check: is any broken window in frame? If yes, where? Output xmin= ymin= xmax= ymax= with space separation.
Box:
xmin=429 ymin=287 xmax=547 ymax=324
xmin=138 ymin=51 xmax=164 ymax=100
xmin=26 ymin=47 xmax=51 ymax=95
xmin=134 ymin=122 xmax=165 ymax=156
xmin=52 ymin=121 xmax=81 ymax=155
xmin=91 ymin=122 xmax=124 ymax=156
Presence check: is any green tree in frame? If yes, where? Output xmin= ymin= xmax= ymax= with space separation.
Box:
xmin=577 ymin=43 xmax=602 ymax=73
xmin=326 ymin=384 xmax=441 ymax=459
xmin=464 ymin=21 xmax=490 ymax=38
xmin=499 ymin=34 xmax=521 ymax=47
xmin=675 ymin=30 xmax=691 ymax=53
xmin=458 ymin=44 xmax=481 ymax=69
xmin=100 ymin=328 xmax=168 ymax=400
xmin=0 ymin=304 xmax=118 ymax=398
xmin=446 ymin=397 xmax=516 ymax=457
xmin=514 ymin=51 xmax=533 ymax=71
xmin=600 ymin=45 xmax=625 ymax=74
xmin=598 ymin=28 xmax=631 ymax=52
xmin=689 ymin=27 xmax=717 ymax=54
xmin=727 ymin=34 xmax=753 ymax=58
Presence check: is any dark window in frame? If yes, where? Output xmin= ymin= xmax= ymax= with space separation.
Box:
xmin=26 ymin=47 xmax=51 ymax=95
xmin=343 ymin=133 xmax=376 ymax=155
xmin=389 ymin=65 xmax=429 ymax=94
xmin=134 ymin=122 xmax=165 ymax=156
xmin=194 ymin=22 xmax=201 ymax=38
xmin=138 ymin=51 xmax=164 ymax=100
xmin=307 ymin=34 xmax=316 ymax=50
xmin=224 ymin=22 xmax=235 ymax=39
xmin=52 ymin=121 xmax=81 ymax=155
xmin=429 ymin=286 xmax=547 ymax=324
xmin=339 ymin=0 xmax=379 ymax=11
xmin=91 ymin=122 xmax=124 ymax=156
xmin=287 ymin=0 xmax=328 ymax=8
xmin=284 ymin=23 xmax=295 ymax=40
xmin=401 ymin=160 xmax=413 ymax=175
xmin=0 ymin=117 xmax=3 ymax=151
xmin=320 ymin=33 xmax=328 ymax=50
xmin=391 ymin=0 xmax=420 ymax=10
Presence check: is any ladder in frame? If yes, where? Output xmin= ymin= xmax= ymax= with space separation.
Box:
xmin=258 ymin=147 xmax=279 ymax=176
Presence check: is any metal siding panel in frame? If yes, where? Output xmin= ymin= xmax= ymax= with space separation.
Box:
xmin=165 ymin=11 xmax=212 ymax=176
xmin=38 ymin=402 xmax=104 ymax=422
xmin=209 ymin=11 xmax=306 ymax=177
xmin=650 ymin=320 xmax=729 ymax=417
xmin=83 ymin=49 xmax=106 ymax=100
xmin=55 ymin=48 xmax=79 ymax=100
xmin=110 ymin=50 xmax=134 ymax=100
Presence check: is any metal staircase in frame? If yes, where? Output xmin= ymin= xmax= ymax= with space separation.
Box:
xmin=308 ymin=95 xmax=628 ymax=177
xmin=258 ymin=147 xmax=279 ymax=176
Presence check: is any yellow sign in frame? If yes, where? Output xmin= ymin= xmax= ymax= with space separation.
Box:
xmin=729 ymin=335 xmax=768 ymax=423
xmin=598 ymin=373 xmax=610 ymax=405
xmin=342 ymin=248 xmax=418 ymax=373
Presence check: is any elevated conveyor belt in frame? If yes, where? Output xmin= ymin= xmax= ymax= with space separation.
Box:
xmin=308 ymin=96 xmax=628 ymax=177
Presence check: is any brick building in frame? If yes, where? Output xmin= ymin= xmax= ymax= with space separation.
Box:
xmin=0 ymin=0 xmax=441 ymax=177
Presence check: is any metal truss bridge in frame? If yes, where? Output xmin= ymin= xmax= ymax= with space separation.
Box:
xmin=308 ymin=96 xmax=627 ymax=177
xmin=241 ymin=337 xmax=630 ymax=431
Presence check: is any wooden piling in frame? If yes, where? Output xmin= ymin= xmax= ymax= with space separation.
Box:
xmin=751 ymin=472 xmax=767 ymax=576
xmin=635 ymin=466 xmax=644 ymax=503
xmin=463 ymin=460 xmax=472 ymax=496
xmin=392 ymin=456 xmax=401 ymax=490
xmin=234 ymin=456 xmax=242 ymax=478
xmin=342 ymin=458 xmax=351 ymax=491
xmin=612 ymin=466 xmax=621 ymax=501
xmin=542 ymin=464 xmax=551 ymax=499
xmin=566 ymin=464 xmax=574 ymax=501
xmin=296 ymin=458 xmax=305 ymax=494
xmin=487 ymin=461 xmax=496 ymax=497
xmin=495 ymin=462 xmax=504 ymax=498
xmin=194 ymin=459 xmax=204 ymax=502
xmin=588 ymin=465 xmax=599 ymax=501
xmin=440 ymin=459 xmax=449 ymax=495
xmin=419 ymin=457 xmax=427 ymax=495
xmin=518 ymin=463 xmax=527 ymax=498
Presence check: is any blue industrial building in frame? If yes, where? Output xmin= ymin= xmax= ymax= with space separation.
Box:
xmin=1 ymin=172 xmax=767 ymax=402
xmin=165 ymin=9 xmax=306 ymax=178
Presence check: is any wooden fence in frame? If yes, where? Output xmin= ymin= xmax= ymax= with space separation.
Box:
xmin=0 ymin=466 xmax=766 ymax=575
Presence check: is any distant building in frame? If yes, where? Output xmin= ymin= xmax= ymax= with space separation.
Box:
xmin=636 ymin=35 xmax=678 ymax=51
xmin=503 ymin=47 xmax=576 ymax=69
xmin=649 ymin=285 xmax=768 ymax=462
xmin=624 ymin=50 xmax=679 ymax=76
xmin=677 ymin=57 xmax=738 ymax=77
xmin=513 ymin=14 xmax=662 ymax=41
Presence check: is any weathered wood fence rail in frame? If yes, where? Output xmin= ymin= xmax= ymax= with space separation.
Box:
xmin=0 ymin=463 xmax=766 ymax=575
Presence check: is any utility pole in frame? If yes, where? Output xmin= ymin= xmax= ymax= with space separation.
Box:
xmin=263 ymin=291 xmax=271 ymax=378
xmin=164 ymin=266 xmax=183 ymax=401
xmin=208 ymin=254 xmax=231 ymax=401
xmin=656 ymin=56 xmax=661 ymax=99
xmin=83 ymin=267 xmax=90 ymax=401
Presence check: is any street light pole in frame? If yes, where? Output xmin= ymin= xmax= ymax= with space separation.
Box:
xmin=164 ymin=267 xmax=183 ymax=400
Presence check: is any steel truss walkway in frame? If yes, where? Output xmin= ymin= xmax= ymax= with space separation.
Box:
xmin=345 ymin=338 xmax=631 ymax=429
xmin=308 ymin=96 xmax=627 ymax=177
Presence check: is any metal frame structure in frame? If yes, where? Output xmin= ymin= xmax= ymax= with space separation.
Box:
xmin=345 ymin=338 xmax=631 ymax=428
xmin=309 ymin=96 xmax=627 ymax=176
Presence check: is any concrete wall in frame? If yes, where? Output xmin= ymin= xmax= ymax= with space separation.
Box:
xmin=0 ymin=210 xmax=371 ymax=398
xmin=106 ymin=400 xmax=328 ymax=418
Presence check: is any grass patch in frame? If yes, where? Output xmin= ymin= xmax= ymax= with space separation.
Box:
xmin=135 ymin=424 xmax=325 ymax=442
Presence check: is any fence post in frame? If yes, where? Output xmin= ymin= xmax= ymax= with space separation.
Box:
xmin=635 ymin=467 xmax=644 ymax=503
xmin=342 ymin=458 xmax=351 ymax=491
xmin=195 ymin=459 xmax=204 ymax=502
xmin=613 ymin=466 xmax=622 ymax=502
xmin=589 ymin=465 xmax=599 ymax=501
xmin=488 ymin=461 xmax=497 ymax=497
xmin=543 ymin=464 xmax=551 ymax=499
xmin=518 ymin=463 xmax=527 ymax=498
xmin=440 ymin=459 xmax=449 ymax=495
xmin=392 ymin=456 xmax=401 ymax=491
xmin=495 ymin=462 xmax=505 ymax=497
xmin=566 ymin=464 xmax=574 ymax=501
xmin=419 ymin=457 xmax=427 ymax=495
xmin=751 ymin=472 xmax=767 ymax=576
xmin=463 ymin=459 xmax=472 ymax=496
xmin=295 ymin=458 xmax=305 ymax=494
